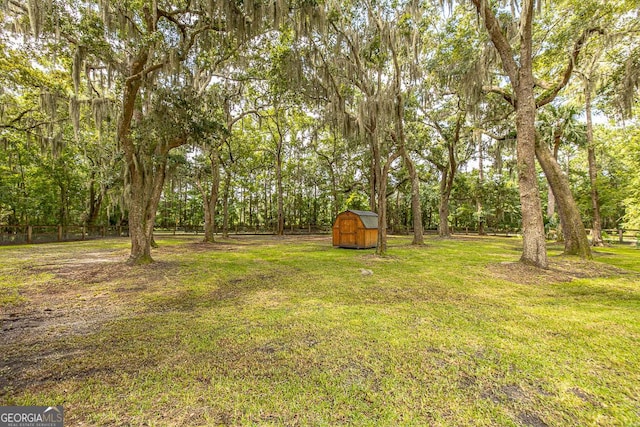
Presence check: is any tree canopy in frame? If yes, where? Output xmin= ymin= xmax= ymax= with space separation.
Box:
xmin=1 ymin=0 xmax=639 ymax=264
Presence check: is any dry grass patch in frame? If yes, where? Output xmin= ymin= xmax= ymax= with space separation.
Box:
xmin=487 ymin=257 xmax=633 ymax=285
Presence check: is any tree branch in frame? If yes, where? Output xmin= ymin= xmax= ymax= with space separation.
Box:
xmin=470 ymin=0 xmax=519 ymax=83
xmin=536 ymin=27 xmax=604 ymax=108
xmin=5 ymin=109 xmax=37 ymax=125
xmin=126 ymin=21 xmax=214 ymax=84
xmin=481 ymin=85 xmax=515 ymax=107
xmin=7 ymin=0 xmax=27 ymax=13
xmin=228 ymin=106 xmax=270 ymax=129
xmin=478 ymin=129 xmax=513 ymax=141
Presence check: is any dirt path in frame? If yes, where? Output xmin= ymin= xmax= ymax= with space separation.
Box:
xmin=0 ymin=245 xmax=166 ymax=399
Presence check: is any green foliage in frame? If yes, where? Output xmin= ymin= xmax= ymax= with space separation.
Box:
xmin=343 ymin=191 xmax=369 ymax=212
xmin=611 ymin=123 xmax=640 ymax=229
xmin=0 ymin=0 xmax=638 ymax=246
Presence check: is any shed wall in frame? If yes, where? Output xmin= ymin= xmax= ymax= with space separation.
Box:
xmin=333 ymin=211 xmax=377 ymax=249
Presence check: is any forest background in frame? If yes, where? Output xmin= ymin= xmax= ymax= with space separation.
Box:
xmin=1 ymin=0 xmax=639 ymax=265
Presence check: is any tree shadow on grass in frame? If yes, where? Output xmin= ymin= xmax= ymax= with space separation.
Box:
xmin=486 ymin=257 xmax=635 ymax=286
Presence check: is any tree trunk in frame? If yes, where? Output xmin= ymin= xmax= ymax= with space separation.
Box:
xmin=128 ymin=166 xmax=153 ymax=265
xmin=202 ymin=148 xmax=220 ymax=243
xmin=515 ymin=89 xmax=548 ymax=267
xmin=404 ymin=153 xmax=424 ymax=245
xmin=390 ymin=43 xmax=423 ymax=245
xmin=369 ymin=151 xmax=377 ymax=212
xmin=330 ymin=168 xmax=339 ymax=219
xmin=585 ymin=85 xmax=603 ymax=246
xmin=58 ymin=182 xmax=68 ymax=227
xmin=87 ymin=173 xmax=103 ymax=226
xmin=437 ymin=140 xmax=456 ymax=238
xmin=438 ymin=176 xmax=451 ymax=238
xmin=222 ymin=168 xmax=231 ymax=239
xmin=370 ymin=129 xmax=380 ymax=213
xmin=477 ymin=130 xmax=486 ymax=235
xmin=535 ymin=139 xmax=592 ymax=259
xmin=127 ymin=151 xmax=168 ymax=265
xmin=549 ymin=128 xmax=563 ymax=241
xmin=376 ymin=178 xmax=388 ymax=254
xmin=494 ymin=139 xmax=504 ymax=175
xmin=547 ymin=186 xmax=556 ymax=219
xmin=477 ymin=200 xmax=485 ymax=236
xmin=118 ymin=57 xmax=153 ymax=264
xmin=435 ymin=164 xmax=453 ymax=237
xmin=472 ymin=0 xmax=548 ymax=268
xmin=376 ymin=152 xmax=400 ymax=255
xmin=276 ymin=138 xmax=284 ymax=236
xmin=203 ymin=198 xmax=214 ymax=241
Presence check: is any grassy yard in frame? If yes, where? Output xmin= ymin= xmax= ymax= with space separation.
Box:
xmin=1 ymin=235 xmax=639 ymax=426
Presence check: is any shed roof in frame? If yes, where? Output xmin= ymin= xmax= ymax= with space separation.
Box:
xmin=346 ymin=210 xmax=378 ymax=229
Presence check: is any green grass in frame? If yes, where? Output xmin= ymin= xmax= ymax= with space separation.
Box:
xmin=1 ymin=235 xmax=639 ymax=426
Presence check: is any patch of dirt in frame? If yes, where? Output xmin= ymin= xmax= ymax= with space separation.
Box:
xmin=486 ymin=257 xmax=633 ymax=285
xmin=218 ymin=234 xmax=330 ymax=244
xmin=0 ymin=251 xmax=183 ymax=399
xmin=569 ymin=387 xmax=602 ymax=407
xmin=359 ymin=254 xmax=400 ymax=263
xmin=517 ymin=412 xmax=548 ymax=427
xmin=209 ymin=272 xmax=284 ymax=303
xmin=501 ymin=384 xmax=526 ymax=401
xmin=163 ymin=241 xmax=242 ymax=254
xmin=480 ymin=389 xmax=502 ymax=404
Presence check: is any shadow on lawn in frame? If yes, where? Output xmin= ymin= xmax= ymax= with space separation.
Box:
xmin=486 ymin=257 xmax=636 ymax=286
xmin=141 ymin=270 xmax=287 ymax=313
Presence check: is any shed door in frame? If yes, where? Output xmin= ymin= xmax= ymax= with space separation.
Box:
xmin=339 ymin=218 xmax=357 ymax=246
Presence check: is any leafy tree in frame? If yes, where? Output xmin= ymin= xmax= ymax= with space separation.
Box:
xmin=343 ymin=192 xmax=369 ymax=211
xmin=460 ymin=0 xmax=608 ymax=265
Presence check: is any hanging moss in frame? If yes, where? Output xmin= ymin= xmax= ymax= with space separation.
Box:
xmin=98 ymin=0 xmax=111 ymax=31
xmin=92 ymin=98 xmax=112 ymax=137
xmin=26 ymin=0 xmax=41 ymax=37
xmin=69 ymin=96 xmax=80 ymax=138
xmin=38 ymin=134 xmax=46 ymax=155
xmin=107 ymin=63 xmax=113 ymax=89
xmin=72 ymin=45 xmax=87 ymax=95
xmin=40 ymin=91 xmax=57 ymax=122
xmin=169 ymin=49 xmax=180 ymax=74
xmin=51 ymin=132 xmax=65 ymax=158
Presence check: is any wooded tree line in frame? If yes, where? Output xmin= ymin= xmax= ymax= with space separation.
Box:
xmin=0 ymin=0 xmax=638 ymax=266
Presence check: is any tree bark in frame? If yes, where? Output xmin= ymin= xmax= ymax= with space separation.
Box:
xmin=390 ymin=41 xmax=423 ymax=245
xmin=535 ymin=139 xmax=592 ymax=258
xmin=547 ymin=181 xmax=556 ymax=219
xmin=546 ymin=132 xmax=561 ymax=219
xmin=476 ymin=130 xmax=486 ymax=235
xmin=119 ymin=56 xmax=154 ymax=265
xmin=87 ymin=173 xmax=103 ymax=227
xmin=404 ymin=153 xmax=424 ymax=244
xmin=437 ymin=137 xmax=457 ymax=238
xmin=438 ymin=177 xmax=451 ymax=238
xmin=585 ymin=84 xmax=603 ymax=246
xmin=222 ymin=167 xmax=231 ymax=239
xmin=202 ymin=148 xmax=220 ymax=243
xmin=514 ymin=85 xmax=548 ymax=267
xmin=370 ymin=118 xmax=380 ymax=213
xmin=129 ymin=147 xmax=170 ymax=263
xmin=276 ymin=136 xmax=284 ymax=236
xmin=472 ymin=0 xmax=548 ymax=268
xmin=376 ymin=151 xmax=400 ymax=255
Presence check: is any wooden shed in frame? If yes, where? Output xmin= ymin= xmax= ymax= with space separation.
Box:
xmin=332 ymin=210 xmax=378 ymax=249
